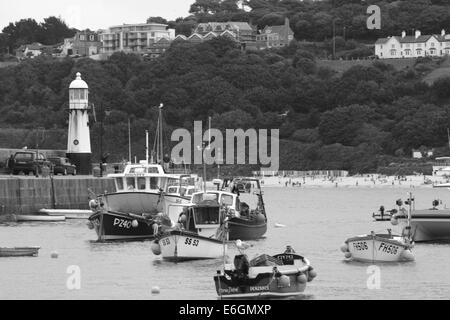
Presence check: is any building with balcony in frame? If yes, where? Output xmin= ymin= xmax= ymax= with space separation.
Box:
xmin=375 ymin=29 xmax=450 ymax=59
xmin=99 ymin=23 xmax=175 ymax=56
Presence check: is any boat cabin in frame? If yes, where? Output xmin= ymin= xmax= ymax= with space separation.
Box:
xmin=182 ymin=193 xmax=224 ymax=238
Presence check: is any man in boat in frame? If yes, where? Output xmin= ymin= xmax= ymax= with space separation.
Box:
xmin=379 ymin=205 xmax=385 ymax=219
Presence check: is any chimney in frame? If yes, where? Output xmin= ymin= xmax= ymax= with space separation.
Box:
xmin=442 ymin=29 xmax=446 ymax=37
xmin=415 ymin=30 xmax=421 ymax=39
xmin=401 ymin=30 xmax=406 ymax=38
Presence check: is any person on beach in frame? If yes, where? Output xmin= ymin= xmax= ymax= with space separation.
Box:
xmin=7 ymin=154 xmax=14 ymax=175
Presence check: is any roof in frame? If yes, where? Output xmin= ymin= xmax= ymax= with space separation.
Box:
xmin=375 ymin=38 xmax=389 ymax=44
xmin=69 ymin=73 xmax=88 ymax=89
xmin=263 ymin=25 xmax=294 ymax=36
xmin=399 ymin=35 xmax=432 ymax=43
xmin=196 ymin=21 xmax=253 ymax=32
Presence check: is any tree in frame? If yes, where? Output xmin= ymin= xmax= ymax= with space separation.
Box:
xmin=40 ymin=16 xmax=75 ymax=45
xmin=147 ymin=17 xmax=168 ymax=24
xmin=190 ymin=0 xmax=222 ymax=14
xmin=2 ymin=19 xmax=41 ymax=52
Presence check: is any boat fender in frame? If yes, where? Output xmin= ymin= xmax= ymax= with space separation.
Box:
xmin=401 ymin=249 xmax=415 ymax=262
xmin=152 ymin=223 xmax=159 ymax=236
xmin=344 ymin=252 xmax=352 ymax=259
xmin=87 ymin=221 xmax=95 ymax=230
xmin=340 ymin=243 xmax=349 ymax=253
xmin=390 ymin=216 xmax=398 ymax=226
xmin=151 ymin=241 xmax=162 ymax=256
xmin=307 ymin=268 xmax=317 ymax=282
xmin=297 ymin=273 xmax=307 ymax=284
xmin=131 ymin=220 xmax=139 ymax=228
xmin=278 ymin=275 xmax=290 ymax=288
xmin=89 ymin=199 xmax=99 ymax=211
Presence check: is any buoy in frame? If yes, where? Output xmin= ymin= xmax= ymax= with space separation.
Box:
xmin=391 ymin=217 xmax=398 ymax=226
xmin=131 ymin=220 xmax=139 ymax=228
xmin=151 ymin=286 xmax=160 ymax=294
xmin=297 ymin=274 xmax=307 ymax=284
xmin=51 ymin=251 xmax=59 ymax=259
xmin=278 ymin=275 xmax=290 ymax=288
xmin=344 ymin=252 xmax=352 ymax=259
xmin=401 ymin=249 xmax=415 ymax=262
xmin=307 ymin=269 xmax=317 ymax=282
xmin=89 ymin=199 xmax=99 ymax=211
xmin=151 ymin=242 xmax=162 ymax=256
xmin=87 ymin=221 xmax=94 ymax=230
xmin=255 ymin=214 xmax=266 ymax=224
xmin=340 ymin=243 xmax=349 ymax=253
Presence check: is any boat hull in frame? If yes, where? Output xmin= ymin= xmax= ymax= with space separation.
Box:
xmin=395 ymin=211 xmax=450 ymax=242
xmin=0 ymin=247 xmax=40 ymax=257
xmin=228 ymin=216 xmax=267 ymax=241
xmin=345 ymin=235 xmax=413 ymax=263
xmin=214 ymin=271 xmax=307 ymax=299
xmin=89 ymin=211 xmax=157 ymax=242
xmin=158 ymin=230 xmax=225 ymax=261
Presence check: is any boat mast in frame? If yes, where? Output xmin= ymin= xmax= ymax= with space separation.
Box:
xmin=128 ymin=118 xmax=132 ymax=163
xmin=146 ymin=130 xmax=149 ymax=164
xmin=159 ymin=104 xmax=164 ymax=164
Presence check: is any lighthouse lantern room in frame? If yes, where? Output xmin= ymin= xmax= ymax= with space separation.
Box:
xmin=67 ymin=72 xmax=92 ymax=175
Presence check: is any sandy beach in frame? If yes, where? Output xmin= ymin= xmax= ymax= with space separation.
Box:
xmin=259 ymin=174 xmax=450 ymax=189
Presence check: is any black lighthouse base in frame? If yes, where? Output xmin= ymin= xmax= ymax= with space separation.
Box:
xmin=67 ymin=153 xmax=92 ymax=175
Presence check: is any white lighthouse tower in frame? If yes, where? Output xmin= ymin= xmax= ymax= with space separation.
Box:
xmin=67 ymin=72 xmax=92 ymax=175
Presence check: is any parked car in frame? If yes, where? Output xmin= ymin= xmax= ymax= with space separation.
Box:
xmin=11 ymin=151 xmax=52 ymax=176
xmin=48 ymin=157 xmax=77 ymax=176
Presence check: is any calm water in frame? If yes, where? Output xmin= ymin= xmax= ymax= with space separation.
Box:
xmin=1 ymin=186 xmax=450 ymax=300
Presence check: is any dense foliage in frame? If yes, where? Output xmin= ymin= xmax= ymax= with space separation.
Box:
xmin=0 ymin=37 xmax=449 ymax=173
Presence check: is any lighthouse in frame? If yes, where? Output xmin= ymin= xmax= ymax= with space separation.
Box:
xmin=67 ymin=72 xmax=92 ymax=175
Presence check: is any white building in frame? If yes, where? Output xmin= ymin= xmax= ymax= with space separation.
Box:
xmin=375 ymin=29 xmax=450 ymax=59
xmin=99 ymin=23 xmax=175 ymax=55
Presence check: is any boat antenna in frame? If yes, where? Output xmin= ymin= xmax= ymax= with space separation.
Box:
xmin=128 ymin=118 xmax=132 ymax=163
xmin=407 ymin=192 xmax=413 ymax=241
xmin=159 ymin=104 xmax=164 ymax=165
xmin=447 ymin=128 xmax=450 ymax=151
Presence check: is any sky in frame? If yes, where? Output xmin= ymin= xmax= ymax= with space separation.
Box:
xmin=0 ymin=0 xmax=192 ymax=30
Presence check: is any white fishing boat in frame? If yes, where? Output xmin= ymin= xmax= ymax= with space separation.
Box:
xmin=214 ymin=246 xmax=317 ymax=299
xmin=341 ymin=230 xmax=415 ymax=263
xmin=15 ymin=215 xmax=65 ymax=222
xmin=39 ymin=209 xmax=92 ymax=219
xmin=152 ymin=193 xmax=227 ymax=261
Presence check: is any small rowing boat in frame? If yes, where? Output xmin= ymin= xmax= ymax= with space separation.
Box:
xmin=15 ymin=215 xmax=65 ymax=222
xmin=0 ymin=247 xmax=40 ymax=257
xmin=39 ymin=209 xmax=91 ymax=219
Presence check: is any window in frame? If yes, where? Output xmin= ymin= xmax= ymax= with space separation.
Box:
xmin=405 ymin=49 xmax=411 ymax=56
xmin=126 ymin=177 xmax=135 ymax=190
xmin=89 ymin=35 xmax=94 ymax=41
xmin=221 ymin=195 xmax=234 ymax=207
xmin=79 ymin=35 xmax=86 ymax=41
xmin=431 ymin=42 xmax=435 ymax=47
xmin=150 ymin=177 xmax=159 ymax=190
xmin=390 ymin=49 xmax=397 ymax=56
xmin=391 ymin=44 xmax=395 ymax=48
xmin=137 ymin=177 xmax=146 ymax=190
xmin=147 ymin=167 xmax=159 ymax=174
xmin=116 ymin=178 xmax=124 ymax=190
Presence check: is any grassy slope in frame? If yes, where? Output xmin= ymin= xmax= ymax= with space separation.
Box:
xmin=423 ymin=56 xmax=450 ymax=85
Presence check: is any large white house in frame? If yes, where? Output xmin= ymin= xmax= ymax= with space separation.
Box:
xmin=375 ymin=30 xmax=450 ymax=59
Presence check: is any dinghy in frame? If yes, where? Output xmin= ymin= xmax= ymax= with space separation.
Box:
xmin=0 ymin=247 xmax=40 ymax=257
xmin=15 ymin=215 xmax=65 ymax=222
xmin=214 ymin=246 xmax=317 ymax=299
xmin=39 ymin=209 xmax=92 ymax=220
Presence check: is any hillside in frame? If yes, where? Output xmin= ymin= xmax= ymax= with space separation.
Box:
xmin=423 ymin=56 xmax=450 ymax=85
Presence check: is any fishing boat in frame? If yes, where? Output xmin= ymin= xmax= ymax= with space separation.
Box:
xmin=372 ymin=206 xmax=396 ymax=221
xmin=343 ymin=192 xmax=415 ymax=262
xmin=341 ymin=230 xmax=415 ymax=263
xmin=39 ymin=209 xmax=92 ymax=219
xmin=151 ymin=192 xmax=227 ymax=261
xmin=214 ymin=246 xmax=317 ymax=299
xmin=225 ymin=178 xmax=267 ymax=241
xmin=15 ymin=215 xmax=65 ymax=222
xmin=87 ymin=105 xmax=198 ymax=241
xmin=0 ymin=247 xmax=40 ymax=257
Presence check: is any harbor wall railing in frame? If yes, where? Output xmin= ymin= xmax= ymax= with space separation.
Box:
xmin=0 ymin=177 xmax=115 ymax=215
